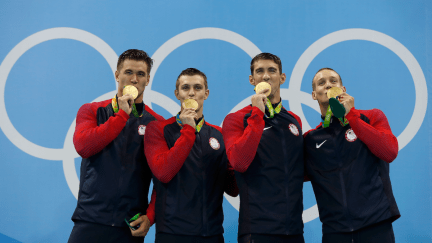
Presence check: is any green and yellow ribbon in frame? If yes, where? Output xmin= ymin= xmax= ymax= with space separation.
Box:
xmin=112 ymin=95 xmax=142 ymax=118
xmin=322 ymin=105 xmax=349 ymax=128
xmin=176 ymin=112 xmax=204 ymax=133
xmin=264 ymin=98 xmax=282 ymax=118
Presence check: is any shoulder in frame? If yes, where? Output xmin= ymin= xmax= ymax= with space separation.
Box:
xmin=144 ymin=105 xmax=165 ymax=121
xmin=145 ymin=117 xmax=176 ymax=139
xmin=303 ymin=123 xmax=322 ymax=139
xmin=287 ymin=110 xmax=300 ymax=120
xmin=205 ymin=122 xmax=222 ymax=134
xmin=354 ymin=108 xmax=387 ymax=123
xmin=224 ymin=105 xmax=252 ymax=121
xmin=148 ymin=116 xmax=175 ymax=129
xmin=77 ymin=99 xmax=111 ymax=115
xmin=359 ymin=108 xmax=385 ymax=117
xmin=286 ymin=109 xmax=302 ymax=128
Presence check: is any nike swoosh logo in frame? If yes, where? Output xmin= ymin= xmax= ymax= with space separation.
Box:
xmin=263 ymin=126 xmax=272 ymax=131
xmin=316 ymin=140 xmax=327 ymax=148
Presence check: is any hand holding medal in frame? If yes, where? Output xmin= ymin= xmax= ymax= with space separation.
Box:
xmin=327 ymin=87 xmax=345 ymax=118
xmin=323 ymin=87 xmax=353 ymax=128
xmin=117 ymin=85 xmax=137 ymax=114
xmin=252 ymin=82 xmax=271 ymax=113
xmin=338 ymin=92 xmax=354 ymax=116
xmin=117 ymin=85 xmax=142 ymax=117
xmin=180 ymin=99 xmax=198 ymax=127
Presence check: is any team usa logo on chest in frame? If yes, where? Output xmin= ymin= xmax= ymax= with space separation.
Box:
xmin=209 ymin=137 xmax=220 ymax=150
xmin=345 ymin=128 xmax=357 ymax=142
xmin=138 ymin=125 xmax=146 ymax=135
xmin=288 ymin=124 xmax=299 ymax=136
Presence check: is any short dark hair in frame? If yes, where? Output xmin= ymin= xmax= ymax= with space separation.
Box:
xmin=250 ymin=53 xmax=282 ymax=75
xmin=117 ymin=49 xmax=153 ymax=74
xmin=312 ymin=67 xmax=343 ymax=90
xmin=176 ymin=68 xmax=208 ymax=90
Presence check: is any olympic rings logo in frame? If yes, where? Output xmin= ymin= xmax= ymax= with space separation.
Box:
xmin=0 ymin=27 xmax=427 ymax=223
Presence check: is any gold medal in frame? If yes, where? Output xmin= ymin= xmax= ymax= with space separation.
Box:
xmin=327 ymin=87 xmax=343 ymax=99
xmin=183 ymin=99 xmax=198 ymax=110
xmin=255 ymin=82 xmax=271 ymax=97
xmin=123 ymin=85 xmax=138 ymax=100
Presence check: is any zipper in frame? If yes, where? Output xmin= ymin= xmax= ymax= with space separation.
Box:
xmin=337 ymin=127 xmax=354 ymax=232
xmin=197 ymin=132 xmax=207 ymax=236
xmin=279 ymin=118 xmax=290 ymax=234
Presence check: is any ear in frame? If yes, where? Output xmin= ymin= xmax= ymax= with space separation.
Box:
xmin=249 ymin=75 xmax=255 ymax=86
xmin=145 ymin=75 xmax=150 ymax=86
xmin=312 ymin=90 xmax=317 ymax=100
xmin=204 ymin=89 xmax=209 ymax=100
xmin=115 ymin=70 xmax=119 ymax=82
xmin=280 ymin=73 xmax=286 ymax=85
xmin=342 ymin=86 xmax=346 ymax=93
xmin=174 ymin=89 xmax=180 ymax=100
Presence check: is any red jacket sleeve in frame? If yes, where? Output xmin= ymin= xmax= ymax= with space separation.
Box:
xmin=345 ymin=108 xmax=398 ymax=163
xmin=205 ymin=122 xmax=239 ymax=197
xmin=145 ymin=186 xmax=156 ymax=225
xmin=144 ymin=119 xmax=196 ymax=183
xmin=224 ymin=160 xmax=239 ymax=197
xmin=73 ymin=102 xmax=130 ymax=158
xmin=222 ymin=107 xmax=265 ymax=173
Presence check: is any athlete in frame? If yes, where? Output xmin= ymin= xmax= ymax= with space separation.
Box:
xmin=68 ymin=49 xmax=163 ymax=243
xmin=144 ymin=68 xmax=238 ymax=243
xmin=222 ymin=53 xmax=305 ymax=243
xmin=304 ymin=68 xmax=400 ymax=243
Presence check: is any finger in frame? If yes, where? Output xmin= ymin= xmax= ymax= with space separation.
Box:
xmin=129 ymin=220 xmax=139 ymax=227
xmin=124 ymin=94 xmax=134 ymax=102
xmin=130 ymin=227 xmax=142 ymax=236
xmin=180 ymin=108 xmax=194 ymax=114
xmin=183 ymin=110 xmax=197 ymax=117
xmin=183 ymin=108 xmax=196 ymax=113
xmin=130 ymin=224 xmax=144 ymax=236
xmin=130 ymin=216 xmax=145 ymax=227
xmin=258 ymin=88 xmax=269 ymax=95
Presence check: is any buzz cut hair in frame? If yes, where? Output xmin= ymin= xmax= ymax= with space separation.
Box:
xmin=250 ymin=53 xmax=282 ymax=75
xmin=312 ymin=67 xmax=343 ymax=90
xmin=117 ymin=49 xmax=153 ymax=74
xmin=176 ymin=68 xmax=208 ymax=90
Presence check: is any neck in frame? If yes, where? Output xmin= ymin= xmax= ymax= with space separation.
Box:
xmin=319 ymin=102 xmax=329 ymax=117
xmin=269 ymin=91 xmax=281 ymax=104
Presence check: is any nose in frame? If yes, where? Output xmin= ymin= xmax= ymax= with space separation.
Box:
xmin=188 ymin=88 xmax=195 ymax=97
xmin=130 ymin=74 xmax=138 ymax=84
xmin=263 ymin=72 xmax=270 ymax=80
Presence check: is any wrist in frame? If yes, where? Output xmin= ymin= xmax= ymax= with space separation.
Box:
xmin=117 ymin=109 xmax=130 ymax=120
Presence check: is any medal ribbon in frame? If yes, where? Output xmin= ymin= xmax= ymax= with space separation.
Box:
xmin=322 ymin=105 xmax=349 ymax=128
xmin=264 ymin=99 xmax=282 ymax=118
xmin=176 ymin=112 xmax=204 ymax=133
xmin=111 ymin=95 xmax=142 ymax=118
